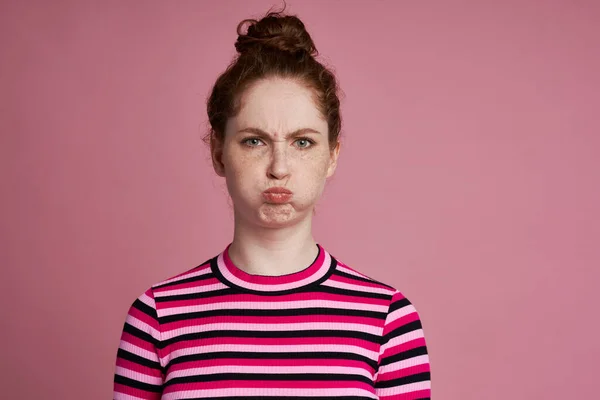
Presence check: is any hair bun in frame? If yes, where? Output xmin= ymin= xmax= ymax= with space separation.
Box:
xmin=235 ymin=12 xmax=317 ymax=57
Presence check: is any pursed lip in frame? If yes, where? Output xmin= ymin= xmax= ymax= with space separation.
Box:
xmin=263 ymin=187 xmax=292 ymax=194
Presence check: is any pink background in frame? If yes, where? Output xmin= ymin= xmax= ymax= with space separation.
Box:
xmin=1 ymin=0 xmax=599 ymax=398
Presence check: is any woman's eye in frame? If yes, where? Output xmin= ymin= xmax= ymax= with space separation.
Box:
xmin=243 ymin=138 xmax=264 ymax=147
xmin=295 ymin=138 xmax=313 ymax=148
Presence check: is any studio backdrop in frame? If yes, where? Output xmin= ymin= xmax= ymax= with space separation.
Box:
xmin=1 ymin=0 xmax=598 ymax=399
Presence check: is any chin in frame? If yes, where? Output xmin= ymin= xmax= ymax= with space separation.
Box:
xmin=257 ymin=205 xmax=296 ymax=227
xmin=256 ymin=202 xmax=312 ymax=228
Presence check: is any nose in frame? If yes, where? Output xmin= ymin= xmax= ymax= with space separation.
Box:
xmin=267 ymin=144 xmax=290 ymax=180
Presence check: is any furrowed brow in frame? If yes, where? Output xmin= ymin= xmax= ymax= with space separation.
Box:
xmin=237 ymin=127 xmax=322 ymax=138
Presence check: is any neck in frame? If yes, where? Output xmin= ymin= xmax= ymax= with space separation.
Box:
xmin=228 ymin=211 xmax=318 ymax=276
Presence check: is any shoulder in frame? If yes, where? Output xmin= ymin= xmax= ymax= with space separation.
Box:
xmin=332 ymin=257 xmax=427 ymax=338
xmin=127 ymin=256 xmax=216 ymax=310
xmin=150 ymin=257 xmax=215 ymax=291
xmin=331 ymin=255 xmax=398 ymax=296
xmin=331 ymin=255 xmax=419 ymax=312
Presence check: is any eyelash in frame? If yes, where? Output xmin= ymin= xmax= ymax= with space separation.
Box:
xmin=241 ymin=137 xmax=316 ymax=148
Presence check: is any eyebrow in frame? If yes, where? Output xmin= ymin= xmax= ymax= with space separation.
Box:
xmin=236 ymin=127 xmax=323 ymax=138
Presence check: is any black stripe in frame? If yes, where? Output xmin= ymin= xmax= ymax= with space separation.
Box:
xmin=122 ymin=323 xmax=158 ymax=347
xmin=114 ymin=374 xmax=162 ymax=393
xmin=175 ymin=397 xmax=375 ymax=400
xmin=158 ymin=328 xmax=381 ymax=349
xmin=388 ymin=297 xmax=411 ymax=314
xmin=378 ymin=346 xmax=429 ymax=367
xmin=152 ymin=259 xmax=213 ymax=290
xmin=165 ymin=351 xmax=378 ymax=372
xmin=375 ymin=371 xmax=431 ymax=388
xmin=332 ymin=269 xmax=394 ymax=290
xmin=153 ymin=270 xmax=214 ymax=289
xmin=116 ymin=347 xmax=162 ymax=371
xmin=158 ymin=306 xmax=386 ymax=324
xmin=309 ymin=285 xmax=393 ymax=301
xmin=132 ymin=298 xmax=157 ymax=320
xmin=155 ymin=287 xmax=236 ymax=303
xmin=383 ymin=320 xmax=423 ymax=343
xmin=164 ymin=372 xmax=373 ymax=387
xmin=210 ymin=257 xmax=338 ymax=296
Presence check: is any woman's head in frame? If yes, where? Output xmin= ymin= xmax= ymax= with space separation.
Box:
xmin=206 ymin=9 xmax=341 ymax=150
xmin=207 ymin=10 xmax=342 ymax=228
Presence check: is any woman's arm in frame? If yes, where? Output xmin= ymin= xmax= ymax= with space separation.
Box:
xmin=113 ymin=288 xmax=164 ymax=399
xmin=375 ymin=291 xmax=431 ymax=399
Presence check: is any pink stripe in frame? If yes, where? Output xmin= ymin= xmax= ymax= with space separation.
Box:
xmin=154 ymin=282 xmax=229 ymax=298
xmin=167 ymin=356 xmax=372 ymax=371
xmin=165 ymin=335 xmax=380 ymax=353
xmin=156 ymin=264 xmax=211 ymax=285
xmin=391 ymin=291 xmax=407 ymax=300
xmin=115 ymin=246 xmax=431 ymax=399
xmin=161 ymin=323 xmax=382 ymax=341
xmin=159 ymin=299 xmax=387 ymax=317
xmin=377 ymin=362 xmax=430 ymax=381
xmin=384 ymin=312 xmax=420 ymax=335
xmin=120 ymin=331 xmax=156 ymax=353
xmin=127 ymin=306 xmax=157 ymax=330
xmin=113 ymin=383 xmax=161 ymax=400
xmin=115 ymin=366 xmax=163 ymax=385
xmin=336 ymin=263 xmax=372 ymax=279
xmin=153 ymin=275 xmax=223 ymax=292
xmin=116 ymin=357 xmax=163 ymax=377
xmin=222 ymin=244 xmax=326 ymax=285
xmin=216 ymin=246 xmax=332 ymax=292
xmin=387 ymin=337 xmax=428 ymax=356
xmin=330 ymin=272 xmax=395 ymax=290
xmin=163 ymin=379 xmax=374 ymax=392
xmin=158 ymin=290 xmax=389 ymax=310
xmin=322 ymin=279 xmax=393 ymax=295
xmin=378 ymin=388 xmax=431 ymax=399
xmin=164 ymin=344 xmax=377 ymax=361
xmin=161 ymin=388 xmax=377 ymax=400
xmin=166 ymin=365 xmax=373 ymax=381
xmin=161 ymin=313 xmax=381 ymax=329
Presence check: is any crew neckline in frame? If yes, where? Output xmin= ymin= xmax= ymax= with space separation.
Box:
xmin=212 ymin=243 xmax=333 ymax=293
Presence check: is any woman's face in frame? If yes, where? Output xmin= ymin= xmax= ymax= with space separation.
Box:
xmin=212 ymin=77 xmax=340 ymax=228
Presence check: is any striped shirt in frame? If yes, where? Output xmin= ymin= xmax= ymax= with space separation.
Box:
xmin=114 ymin=244 xmax=431 ymax=399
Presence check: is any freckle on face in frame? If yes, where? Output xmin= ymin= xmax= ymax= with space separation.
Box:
xmin=221 ymin=77 xmax=336 ymax=228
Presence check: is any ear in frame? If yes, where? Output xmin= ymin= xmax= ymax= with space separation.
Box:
xmin=326 ymin=141 xmax=341 ymax=178
xmin=211 ymin=136 xmax=226 ymax=177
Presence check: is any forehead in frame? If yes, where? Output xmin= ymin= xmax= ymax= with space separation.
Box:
xmin=231 ymin=78 xmax=327 ymax=134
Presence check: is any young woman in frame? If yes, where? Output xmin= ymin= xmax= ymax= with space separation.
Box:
xmin=114 ymin=10 xmax=431 ymax=400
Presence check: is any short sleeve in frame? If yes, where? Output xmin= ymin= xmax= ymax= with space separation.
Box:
xmin=374 ymin=291 xmax=431 ymax=399
xmin=113 ymin=288 xmax=164 ymax=399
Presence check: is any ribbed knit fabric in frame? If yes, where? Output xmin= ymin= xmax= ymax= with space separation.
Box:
xmin=114 ymin=244 xmax=431 ymax=399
